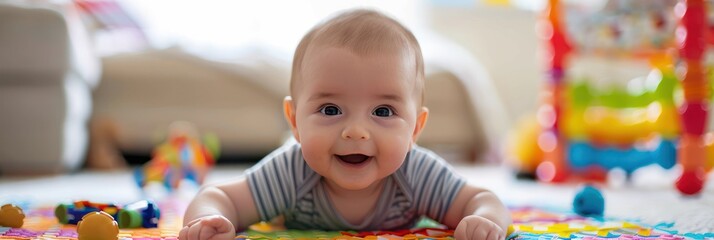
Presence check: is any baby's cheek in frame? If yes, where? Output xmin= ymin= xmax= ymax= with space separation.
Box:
xmin=301 ymin=144 xmax=327 ymax=172
xmin=376 ymin=120 xmax=414 ymax=139
xmin=300 ymin=138 xmax=321 ymax=158
xmin=378 ymin=139 xmax=410 ymax=168
xmin=300 ymin=135 xmax=330 ymax=160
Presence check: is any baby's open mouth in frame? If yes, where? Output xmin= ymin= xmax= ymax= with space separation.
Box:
xmin=336 ymin=154 xmax=371 ymax=164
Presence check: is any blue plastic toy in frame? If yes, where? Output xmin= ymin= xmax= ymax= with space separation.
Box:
xmin=55 ymin=200 xmax=160 ymax=228
xmin=568 ymin=139 xmax=676 ymax=174
xmin=118 ymin=200 xmax=160 ymax=228
xmin=55 ymin=201 xmax=120 ymax=225
xmin=573 ymin=184 xmax=605 ymax=216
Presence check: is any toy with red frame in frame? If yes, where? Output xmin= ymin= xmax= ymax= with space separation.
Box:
xmin=507 ymin=0 xmax=712 ymax=195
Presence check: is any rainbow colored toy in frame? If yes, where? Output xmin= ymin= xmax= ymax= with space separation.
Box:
xmin=134 ymin=121 xmax=220 ymax=191
xmin=508 ymin=0 xmax=713 ymax=195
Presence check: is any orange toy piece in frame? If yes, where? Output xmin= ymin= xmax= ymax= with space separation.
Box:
xmin=0 ymin=204 xmax=25 ymax=228
xmin=77 ymin=211 xmax=119 ymax=240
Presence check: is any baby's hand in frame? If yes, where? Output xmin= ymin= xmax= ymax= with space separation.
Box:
xmin=454 ymin=215 xmax=505 ymax=240
xmin=179 ymin=215 xmax=236 ymax=240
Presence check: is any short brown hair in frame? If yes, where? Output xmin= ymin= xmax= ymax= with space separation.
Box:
xmin=290 ymin=9 xmax=425 ymax=104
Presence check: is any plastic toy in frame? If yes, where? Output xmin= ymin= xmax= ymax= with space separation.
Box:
xmin=507 ymin=0 xmax=712 ymax=195
xmin=568 ymin=140 xmax=676 ymax=174
xmin=0 ymin=204 xmax=25 ymax=228
xmin=77 ymin=211 xmax=118 ymax=240
xmin=134 ymin=121 xmax=219 ymax=191
xmin=673 ymin=0 xmax=709 ymax=195
xmin=55 ymin=201 xmax=120 ymax=225
xmin=117 ymin=200 xmax=160 ymax=228
xmin=572 ymin=184 xmax=604 ymax=217
xmin=55 ymin=200 xmax=160 ymax=228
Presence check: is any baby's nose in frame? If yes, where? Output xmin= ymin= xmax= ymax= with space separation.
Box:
xmin=341 ymin=122 xmax=370 ymax=140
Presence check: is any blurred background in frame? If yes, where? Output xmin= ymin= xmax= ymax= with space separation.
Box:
xmin=4 ymin=0 xmax=699 ymax=175
xmin=1 ymin=0 xmax=549 ymax=174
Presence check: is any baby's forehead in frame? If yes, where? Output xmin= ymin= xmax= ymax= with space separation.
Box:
xmin=302 ymin=46 xmax=417 ymax=80
xmin=305 ymin=43 xmax=414 ymax=64
xmin=297 ymin=46 xmax=422 ymax=100
xmin=314 ymin=33 xmax=412 ymax=56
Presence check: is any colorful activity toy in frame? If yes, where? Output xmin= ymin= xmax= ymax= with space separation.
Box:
xmin=508 ymin=0 xmax=713 ymax=195
xmin=134 ymin=121 xmax=220 ymax=191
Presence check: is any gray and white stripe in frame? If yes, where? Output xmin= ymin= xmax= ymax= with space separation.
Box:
xmin=245 ymin=142 xmax=465 ymax=231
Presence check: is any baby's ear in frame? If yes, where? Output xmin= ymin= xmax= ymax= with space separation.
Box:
xmin=412 ymin=106 xmax=429 ymax=143
xmin=283 ymin=96 xmax=300 ymax=142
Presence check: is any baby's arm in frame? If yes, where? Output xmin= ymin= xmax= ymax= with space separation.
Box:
xmin=180 ymin=178 xmax=260 ymax=240
xmin=442 ymin=184 xmax=511 ymax=240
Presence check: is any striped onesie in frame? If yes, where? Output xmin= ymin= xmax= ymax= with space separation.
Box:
xmin=245 ymin=141 xmax=466 ymax=231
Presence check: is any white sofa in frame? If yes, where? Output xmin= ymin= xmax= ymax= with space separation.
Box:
xmin=0 ymin=1 xmax=100 ymax=174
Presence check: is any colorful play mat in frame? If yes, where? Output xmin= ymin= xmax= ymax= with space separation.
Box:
xmin=1 ymin=199 xmax=712 ymax=240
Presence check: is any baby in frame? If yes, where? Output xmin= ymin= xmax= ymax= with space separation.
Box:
xmin=180 ymin=9 xmax=511 ymax=240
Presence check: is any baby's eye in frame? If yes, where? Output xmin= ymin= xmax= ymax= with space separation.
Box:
xmin=373 ymin=106 xmax=394 ymax=117
xmin=320 ymin=105 xmax=342 ymax=116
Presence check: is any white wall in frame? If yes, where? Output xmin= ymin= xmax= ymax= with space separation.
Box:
xmin=427 ymin=5 xmax=541 ymax=127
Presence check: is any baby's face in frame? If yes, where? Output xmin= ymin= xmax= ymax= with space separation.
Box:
xmin=288 ymin=46 xmax=425 ymax=191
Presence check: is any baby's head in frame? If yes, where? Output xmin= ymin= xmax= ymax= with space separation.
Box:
xmin=290 ymin=9 xmax=425 ymax=104
xmin=283 ymin=9 xmax=429 ymax=191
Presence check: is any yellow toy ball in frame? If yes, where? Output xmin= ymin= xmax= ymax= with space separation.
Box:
xmin=507 ymin=115 xmax=543 ymax=174
xmin=77 ymin=211 xmax=119 ymax=240
xmin=0 ymin=204 xmax=24 ymax=228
